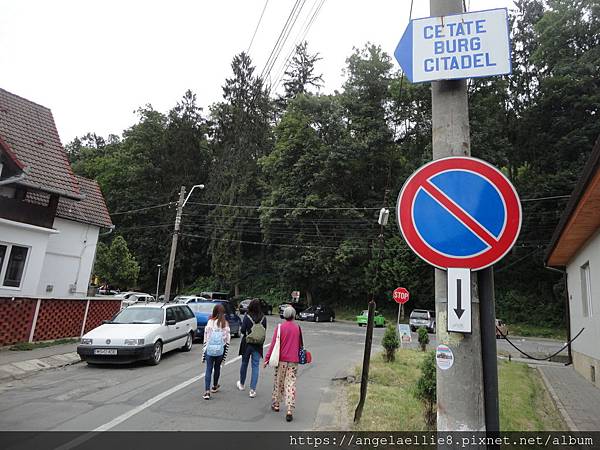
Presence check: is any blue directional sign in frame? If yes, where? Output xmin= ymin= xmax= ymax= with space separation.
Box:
xmin=394 ymin=8 xmax=511 ymax=83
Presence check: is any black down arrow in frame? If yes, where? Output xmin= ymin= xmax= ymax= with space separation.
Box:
xmin=454 ymin=278 xmax=465 ymax=319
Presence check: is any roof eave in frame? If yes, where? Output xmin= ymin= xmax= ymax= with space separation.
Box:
xmin=545 ymin=135 xmax=600 ymax=266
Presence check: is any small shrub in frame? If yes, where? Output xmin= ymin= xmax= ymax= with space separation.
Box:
xmin=414 ymin=351 xmax=437 ymax=429
xmin=417 ymin=327 xmax=429 ymax=351
xmin=381 ymin=324 xmax=400 ymax=362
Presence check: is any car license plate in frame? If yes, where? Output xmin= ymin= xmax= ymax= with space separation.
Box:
xmin=94 ymin=348 xmax=117 ymax=355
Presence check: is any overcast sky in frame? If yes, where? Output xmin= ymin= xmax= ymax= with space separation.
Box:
xmin=1 ymin=0 xmax=513 ymax=144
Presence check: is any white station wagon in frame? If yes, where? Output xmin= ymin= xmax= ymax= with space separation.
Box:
xmin=77 ymin=303 xmax=197 ymax=365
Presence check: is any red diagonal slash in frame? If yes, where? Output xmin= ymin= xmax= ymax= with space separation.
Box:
xmin=421 ymin=180 xmax=499 ymax=248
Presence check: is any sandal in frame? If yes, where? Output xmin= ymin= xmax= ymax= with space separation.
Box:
xmin=271 ymin=403 xmax=280 ymax=412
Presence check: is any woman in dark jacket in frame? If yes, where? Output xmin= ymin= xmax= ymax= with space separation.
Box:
xmin=237 ymin=299 xmax=267 ymax=398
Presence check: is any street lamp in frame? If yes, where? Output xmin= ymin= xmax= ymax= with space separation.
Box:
xmin=155 ymin=264 xmax=162 ymax=301
xmin=163 ymin=184 xmax=205 ymax=302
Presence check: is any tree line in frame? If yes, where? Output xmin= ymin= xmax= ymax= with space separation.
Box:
xmin=68 ymin=0 xmax=600 ymax=326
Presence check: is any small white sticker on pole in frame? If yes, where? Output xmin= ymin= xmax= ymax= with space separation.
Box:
xmin=447 ymin=268 xmax=472 ymax=334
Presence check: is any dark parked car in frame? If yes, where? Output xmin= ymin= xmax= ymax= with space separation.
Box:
xmin=299 ymin=305 xmax=335 ymax=322
xmin=278 ymin=301 xmax=308 ymax=318
xmin=238 ymin=298 xmax=273 ymax=315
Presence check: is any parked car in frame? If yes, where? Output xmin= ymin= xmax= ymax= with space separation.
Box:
xmin=299 ymin=305 xmax=335 ymax=322
xmin=409 ymin=309 xmax=436 ymax=333
xmin=185 ymin=299 xmax=241 ymax=340
xmin=97 ymin=285 xmax=119 ymax=295
xmin=278 ymin=301 xmax=308 ymax=318
xmin=77 ymin=303 xmax=196 ymax=365
xmin=238 ymin=298 xmax=273 ymax=315
xmin=121 ymin=293 xmax=156 ymax=307
xmin=176 ymin=295 xmax=208 ymax=304
xmin=198 ymin=291 xmax=230 ymax=301
xmin=356 ymin=310 xmax=385 ymax=327
xmin=495 ymin=319 xmax=508 ymax=338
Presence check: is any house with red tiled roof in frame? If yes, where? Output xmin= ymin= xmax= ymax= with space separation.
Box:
xmin=0 ymin=88 xmax=113 ymax=298
xmin=546 ymin=135 xmax=600 ymax=388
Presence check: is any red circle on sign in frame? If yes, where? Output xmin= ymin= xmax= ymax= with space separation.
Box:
xmin=397 ymin=157 xmax=521 ymax=270
xmin=393 ymin=287 xmax=410 ymax=304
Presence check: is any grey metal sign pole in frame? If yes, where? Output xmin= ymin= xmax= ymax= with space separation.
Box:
xmin=430 ymin=0 xmax=486 ymax=432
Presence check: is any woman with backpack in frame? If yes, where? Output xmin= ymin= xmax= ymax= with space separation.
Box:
xmin=264 ymin=306 xmax=302 ymax=422
xmin=203 ymin=303 xmax=231 ymax=400
xmin=236 ymin=299 xmax=267 ymax=398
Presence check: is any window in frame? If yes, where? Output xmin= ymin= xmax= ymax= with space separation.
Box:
xmin=181 ymin=306 xmax=195 ymax=320
xmin=173 ymin=307 xmax=187 ymax=322
xmin=166 ymin=308 xmax=176 ymax=322
xmin=581 ymin=262 xmax=593 ymax=317
xmin=0 ymin=243 xmax=29 ymax=289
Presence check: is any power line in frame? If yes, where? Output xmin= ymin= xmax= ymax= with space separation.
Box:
xmin=106 ymin=193 xmax=569 ymax=219
xmin=272 ymin=0 xmax=327 ymax=94
xmin=181 ymin=232 xmax=371 ymax=251
xmin=264 ymin=0 xmax=308 ymax=86
xmin=495 ymin=248 xmax=542 ymax=273
xmin=114 ymin=223 xmax=174 ymax=232
xmin=247 ymin=0 xmax=270 ymax=54
xmin=520 ymin=194 xmax=570 ymax=202
xmin=185 ymin=201 xmax=382 ymax=211
xmin=110 ymin=202 xmax=175 ymax=216
xmin=260 ymin=0 xmax=303 ymax=82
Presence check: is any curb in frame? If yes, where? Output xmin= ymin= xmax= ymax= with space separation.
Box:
xmin=313 ymin=366 xmax=355 ymax=431
xmin=0 ymin=352 xmax=82 ymax=382
xmin=536 ymin=366 xmax=578 ymax=432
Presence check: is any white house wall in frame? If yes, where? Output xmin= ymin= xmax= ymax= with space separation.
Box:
xmin=0 ymin=218 xmax=55 ymax=297
xmin=37 ymin=218 xmax=100 ymax=297
xmin=567 ymin=228 xmax=600 ymax=384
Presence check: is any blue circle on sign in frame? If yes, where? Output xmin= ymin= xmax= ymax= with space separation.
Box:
xmin=413 ymin=170 xmax=506 ymax=257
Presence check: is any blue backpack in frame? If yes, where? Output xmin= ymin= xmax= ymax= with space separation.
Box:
xmin=206 ymin=327 xmax=225 ymax=357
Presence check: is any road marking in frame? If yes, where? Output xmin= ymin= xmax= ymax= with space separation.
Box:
xmin=55 ymin=342 xmax=270 ymax=449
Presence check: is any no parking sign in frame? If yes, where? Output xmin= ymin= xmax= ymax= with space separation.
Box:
xmin=397 ymin=157 xmax=521 ymax=333
xmin=397 ymin=157 xmax=521 ymax=271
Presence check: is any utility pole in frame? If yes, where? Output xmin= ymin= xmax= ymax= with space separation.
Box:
xmin=430 ymin=0 xmax=486 ymax=432
xmin=164 ymin=186 xmax=186 ymax=303
xmin=155 ymin=264 xmax=162 ymax=301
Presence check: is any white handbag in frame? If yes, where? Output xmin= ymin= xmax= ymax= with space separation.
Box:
xmin=268 ymin=324 xmax=281 ymax=368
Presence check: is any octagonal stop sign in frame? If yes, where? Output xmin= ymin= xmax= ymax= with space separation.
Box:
xmin=393 ymin=287 xmax=410 ymax=304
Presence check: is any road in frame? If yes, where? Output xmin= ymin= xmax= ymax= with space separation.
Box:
xmin=0 ymin=318 xmax=566 ymax=433
xmin=0 ymin=319 xmax=385 ymax=432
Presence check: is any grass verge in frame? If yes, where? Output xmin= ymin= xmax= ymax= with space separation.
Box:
xmin=347 ymin=350 xmax=566 ymax=431
xmin=498 ymin=360 xmax=566 ymax=430
xmin=508 ymin=323 xmax=566 ymax=340
xmin=9 ymin=338 xmax=79 ymax=351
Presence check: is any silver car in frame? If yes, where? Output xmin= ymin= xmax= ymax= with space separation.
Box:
xmin=409 ymin=309 xmax=436 ymax=333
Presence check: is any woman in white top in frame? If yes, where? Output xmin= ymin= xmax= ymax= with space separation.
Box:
xmin=203 ymin=303 xmax=231 ymax=400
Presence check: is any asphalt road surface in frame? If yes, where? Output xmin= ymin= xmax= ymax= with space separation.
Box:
xmin=0 ymin=319 xmax=385 ymax=432
xmin=0 ymin=319 xmax=566 ymax=433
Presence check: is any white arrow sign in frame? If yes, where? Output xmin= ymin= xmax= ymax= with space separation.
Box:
xmin=394 ymin=8 xmax=512 ymax=83
xmin=447 ymin=268 xmax=472 ymax=333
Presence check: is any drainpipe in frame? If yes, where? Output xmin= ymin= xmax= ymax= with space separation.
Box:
xmin=545 ymin=265 xmax=572 ymax=365
xmin=99 ymin=225 xmax=115 ymax=237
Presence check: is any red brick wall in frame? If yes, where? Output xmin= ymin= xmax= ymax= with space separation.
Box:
xmin=0 ymin=298 xmax=36 ymax=346
xmin=33 ymin=300 xmax=87 ymax=341
xmin=84 ymin=300 xmax=122 ymax=333
xmin=0 ymin=297 xmax=122 ymax=346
